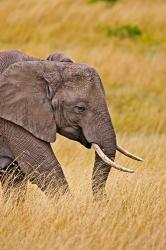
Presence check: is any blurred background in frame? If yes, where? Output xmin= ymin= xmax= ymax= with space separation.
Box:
xmin=0 ymin=1 xmax=165 ymax=249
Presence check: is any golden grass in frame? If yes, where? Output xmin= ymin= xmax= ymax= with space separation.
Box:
xmin=0 ymin=0 xmax=166 ymax=249
xmin=0 ymin=135 xmax=166 ymax=250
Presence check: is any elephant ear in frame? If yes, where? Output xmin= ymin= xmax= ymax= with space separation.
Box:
xmin=47 ymin=52 xmax=73 ymax=63
xmin=0 ymin=61 xmax=61 ymax=142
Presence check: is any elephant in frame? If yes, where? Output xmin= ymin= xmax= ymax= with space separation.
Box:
xmin=0 ymin=50 xmax=143 ymax=200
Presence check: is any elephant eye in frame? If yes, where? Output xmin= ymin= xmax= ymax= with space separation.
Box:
xmin=74 ymin=105 xmax=86 ymax=113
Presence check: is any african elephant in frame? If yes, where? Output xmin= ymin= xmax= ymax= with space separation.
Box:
xmin=0 ymin=50 xmax=143 ymax=200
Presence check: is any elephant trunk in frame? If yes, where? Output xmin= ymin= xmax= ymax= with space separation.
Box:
xmin=92 ymin=153 xmax=111 ymax=196
xmin=85 ymin=109 xmax=117 ymax=196
xmin=89 ymin=108 xmax=134 ymax=197
xmin=92 ymin=134 xmax=116 ymax=197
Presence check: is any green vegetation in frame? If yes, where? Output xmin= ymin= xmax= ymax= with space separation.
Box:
xmin=104 ymin=25 xmax=142 ymax=38
xmin=89 ymin=0 xmax=118 ymax=4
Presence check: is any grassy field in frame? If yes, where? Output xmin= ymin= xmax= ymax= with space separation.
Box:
xmin=0 ymin=0 xmax=165 ymax=249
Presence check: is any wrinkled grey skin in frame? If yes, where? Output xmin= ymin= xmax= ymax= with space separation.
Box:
xmin=0 ymin=50 xmax=41 ymax=74
xmin=47 ymin=52 xmax=73 ymax=63
xmin=0 ymin=50 xmax=40 ymax=201
xmin=0 ymin=50 xmax=116 ymax=199
xmin=0 ymin=49 xmax=71 ymax=74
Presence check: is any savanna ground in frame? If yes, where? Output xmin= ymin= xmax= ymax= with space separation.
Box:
xmin=0 ymin=0 xmax=166 ymax=249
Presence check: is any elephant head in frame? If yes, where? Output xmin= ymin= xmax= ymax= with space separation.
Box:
xmin=0 ymin=58 xmax=143 ymax=196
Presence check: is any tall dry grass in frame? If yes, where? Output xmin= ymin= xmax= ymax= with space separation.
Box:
xmin=0 ymin=0 xmax=165 ymax=249
xmin=0 ymin=135 xmax=165 ymax=250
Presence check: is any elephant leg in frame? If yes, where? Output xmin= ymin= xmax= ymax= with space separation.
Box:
xmin=3 ymin=119 xmax=69 ymax=199
xmin=29 ymin=163 xmax=69 ymax=199
xmin=26 ymin=150 xmax=69 ymax=199
xmin=0 ymin=135 xmax=27 ymax=203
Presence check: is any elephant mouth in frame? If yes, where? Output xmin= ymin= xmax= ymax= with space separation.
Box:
xmin=57 ymin=126 xmax=91 ymax=148
xmin=79 ymin=130 xmax=91 ymax=148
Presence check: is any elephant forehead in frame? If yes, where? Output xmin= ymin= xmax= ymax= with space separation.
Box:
xmin=53 ymin=62 xmax=105 ymax=96
xmin=59 ymin=84 xmax=104 ymax=105
xmin=57 ymin=85 xmax=89 ymax=100
xmin=64 ymin=71 xmax=99 ymax=89
xmin=62 ymin=63 xmax=97 ymax=81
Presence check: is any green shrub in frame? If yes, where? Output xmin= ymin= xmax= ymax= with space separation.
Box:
xmin=104 ymin=25 xmax=142 ymax=38
xmin=89 ymin=0 xmax=118 ymax=4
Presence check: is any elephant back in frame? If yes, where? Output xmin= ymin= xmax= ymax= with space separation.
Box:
xmin=0 ymin=50 xmax=40 ymax=74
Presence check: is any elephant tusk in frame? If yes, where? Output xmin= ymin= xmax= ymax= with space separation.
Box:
xmin=92 ymin=143 xmax=134 ymax=173
xmin=117 ymin=145 xmax=144 ymax=162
